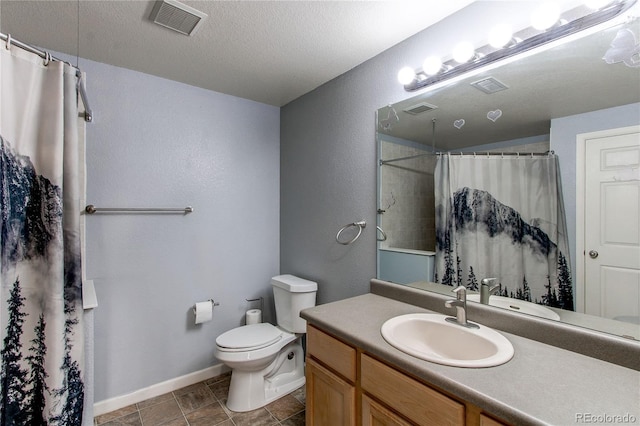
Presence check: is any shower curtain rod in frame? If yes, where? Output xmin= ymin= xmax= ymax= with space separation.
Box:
xmin=380 ymin=150 xmax=554 ymax=165
xmin=379 ymin=152 xmax=434 ymax=165
xmin=0 ymin=32 xmax=93 ymax=123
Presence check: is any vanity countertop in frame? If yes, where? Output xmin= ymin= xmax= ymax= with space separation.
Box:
xmin=301 ymin=292 xmax=640 ymax=426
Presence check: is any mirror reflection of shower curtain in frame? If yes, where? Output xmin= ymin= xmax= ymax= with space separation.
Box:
xmin=434 ymin=153 xmax=573 ymax=311
xmin=0 ymin=46 xmax=86 ymax=423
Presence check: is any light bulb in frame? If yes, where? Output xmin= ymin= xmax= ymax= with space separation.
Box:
xmin=452 ymin=42 xmax=476 ymax=63
xmin=531 ymin=3 xmax=561 ymax=30
xmin=422 ymin=56 xmax=443 ymax=76
xmin=488 ymin=24 xmax=514 ymax=48
xmin=585 ymin=0 xmax=611 ymax=9
xmin=397 ymin=67 xmax=416 ymax=85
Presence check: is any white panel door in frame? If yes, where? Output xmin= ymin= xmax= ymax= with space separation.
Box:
xmin=584 ymin=130 xmax=640 ymax=321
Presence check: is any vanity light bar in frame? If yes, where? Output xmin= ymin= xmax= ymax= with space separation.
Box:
xmin=403 ymin=0 xmax=637 ymax=92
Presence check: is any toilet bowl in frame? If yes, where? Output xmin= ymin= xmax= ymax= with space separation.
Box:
xmin=215 ymin=275 xmax=317 ymax=412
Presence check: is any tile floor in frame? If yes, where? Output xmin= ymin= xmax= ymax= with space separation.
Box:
xmin=94 ymin=372 xmax=305 ymax=426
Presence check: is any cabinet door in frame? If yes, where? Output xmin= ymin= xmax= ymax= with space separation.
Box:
xmin=362 ymin=394 xmax=412 ymax=426
xmin=306 ymin=357 xmax=356 ymax=426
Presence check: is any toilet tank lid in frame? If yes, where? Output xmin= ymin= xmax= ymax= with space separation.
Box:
xmin=271 ymin=274 xmax=317 ymax=292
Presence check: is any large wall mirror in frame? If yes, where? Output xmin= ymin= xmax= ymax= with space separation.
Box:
xmin=376 ymin=6 xmax=640 ymax=340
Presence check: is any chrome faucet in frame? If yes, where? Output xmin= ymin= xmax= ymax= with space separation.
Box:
xmin=445 ymin=285 xmax=478 ymax=329
xmin=480 ymin=278 xmax=500 ymax=305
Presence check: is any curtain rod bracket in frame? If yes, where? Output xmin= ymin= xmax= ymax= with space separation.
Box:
xmin=1 ymin=32 xmax=93 ymax=123
xmin=76 ymin=71 xmax=93 ymax=122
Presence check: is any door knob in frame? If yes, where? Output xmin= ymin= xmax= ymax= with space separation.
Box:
xmin=588 ymin=250 xmax=599 ymax=259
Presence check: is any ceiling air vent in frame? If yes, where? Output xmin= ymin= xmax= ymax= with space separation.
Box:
xmin=403 ymin=102 xmax=438 ymax=115
xmin=150 ymin=0 xmax=207 ymax=36
xmin=470 ymin=77 xmax=509 ymax=94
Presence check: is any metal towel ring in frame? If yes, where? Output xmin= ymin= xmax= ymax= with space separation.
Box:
xmin=376 ymin=226 xmax=387 ymax=242
xmin=336 ymin=220 xmax=366 ymax=245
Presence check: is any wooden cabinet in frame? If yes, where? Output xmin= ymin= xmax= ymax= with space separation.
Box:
xmin=479 ymin=414 xmax=508 ymax=426
xmin=362 ymin=394 xmax=412 ymax=426
xmin=307 ymin=324 xmax=357 ymax=381
xmin=306 ymin=325 xmax=509 ymax=426
xmin=306 ymin=325 xmax=357 ymax=426
xmin=306 ymin=357 xmax=356 ymax=426
xmin=361 ymin=354 xmax=465 ymax=426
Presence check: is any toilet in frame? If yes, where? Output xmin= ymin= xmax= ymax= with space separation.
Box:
xmin=215 ymin=274 xmax=317 ymax=412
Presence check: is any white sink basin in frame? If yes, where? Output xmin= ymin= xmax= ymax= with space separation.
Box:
xmin=467 ymin=295 xmax=560 ymax=321
xmin=381 ymin=313 xmax=514 ymax=368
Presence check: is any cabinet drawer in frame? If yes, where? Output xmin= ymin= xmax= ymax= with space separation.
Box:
xmin=361 ymin=354 xmax=465 ymax=426
xmin=307 ymin=325 xmax=356 ymax=382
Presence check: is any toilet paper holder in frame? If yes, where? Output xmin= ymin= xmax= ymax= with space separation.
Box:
xmin=192 ymin=299 xmax=220 ymax=315
xmin=192 ymin=299 xmax=220 ymax=325
xmin=246 ymin=297 xmax=263 ymax=312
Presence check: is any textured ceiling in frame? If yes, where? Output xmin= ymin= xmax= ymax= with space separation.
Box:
xmin=0 ymin=0 xmax=473 ymax=106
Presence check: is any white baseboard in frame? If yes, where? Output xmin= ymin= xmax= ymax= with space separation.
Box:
xmin=93 ymin=363 xmax=230 ymax=417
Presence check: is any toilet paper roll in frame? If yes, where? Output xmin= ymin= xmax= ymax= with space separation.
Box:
xmin=193 ymin=301 xmax=213 ymax=324
xmin=245 ymin=309 xmax=262 ymax=325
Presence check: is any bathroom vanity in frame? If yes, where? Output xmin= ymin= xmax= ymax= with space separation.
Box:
xmin=305 ymin=325 xmax=501 ymax=425
xmin=301 ymin=280 xmax=640 ymax=426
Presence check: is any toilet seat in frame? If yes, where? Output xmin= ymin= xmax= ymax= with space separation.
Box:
xmin=216 ymin=323 xmax=283 ymax=352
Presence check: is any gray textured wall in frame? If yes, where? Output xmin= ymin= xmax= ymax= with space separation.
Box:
xmin=280 ymin=1 xmax=640 ymax=303
xmin=280 ymin=2 xmax=534 ymax=304
xmin=82 ymin=59 xmax=280 ymax=402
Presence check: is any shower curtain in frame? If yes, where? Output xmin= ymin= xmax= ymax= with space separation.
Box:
xmin=434 ymin=153 xmax=573 ymax=310
xmin=0 ymin=44 xmax=85 ymax=424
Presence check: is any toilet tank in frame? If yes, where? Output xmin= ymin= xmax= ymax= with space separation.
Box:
xmin=271 ymin=274 xmax=317 ymax=333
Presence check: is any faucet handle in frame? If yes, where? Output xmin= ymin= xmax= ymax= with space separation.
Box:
xmin=451 ymin=285 xmax=467 ymax=301
xmin=445 ymin=285 xmax=478 ymax=329
xmin=481 ymin=278 xmax=500 ymax=293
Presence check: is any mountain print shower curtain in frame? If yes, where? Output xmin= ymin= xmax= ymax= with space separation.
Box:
xmin=1 ymin=45 xmax=85 ymax=424
xmin=434 ymin=153 xmax=573 ymax=310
